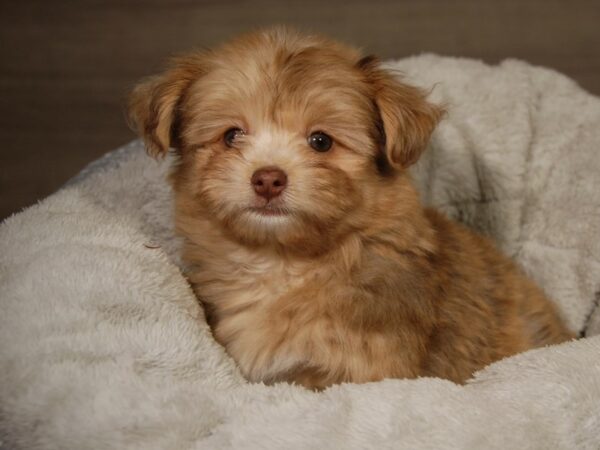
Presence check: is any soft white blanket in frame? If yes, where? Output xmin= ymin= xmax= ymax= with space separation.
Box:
xmin=1 ymin=55 xmax=600 ymax=450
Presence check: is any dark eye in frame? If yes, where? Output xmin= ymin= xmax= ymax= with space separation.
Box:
xmin=224 ymin=128 xmax=245 ymax=147
xmin=308 ymin=132 xmax=333 ymax=152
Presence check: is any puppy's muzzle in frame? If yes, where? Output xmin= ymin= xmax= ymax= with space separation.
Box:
xmin=251 ymin=167 xmax=288 ymax=200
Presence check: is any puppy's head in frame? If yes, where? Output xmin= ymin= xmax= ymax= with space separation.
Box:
xmin=129 ymin=28 xmax=443 ymax=254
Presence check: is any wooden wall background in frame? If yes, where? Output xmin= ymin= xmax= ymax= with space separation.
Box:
xmin=1 ymin=0 xmax=599 ymax=219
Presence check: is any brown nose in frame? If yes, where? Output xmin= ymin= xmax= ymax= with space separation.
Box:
xmin=251 ymin=167 xmax=288 ymax=200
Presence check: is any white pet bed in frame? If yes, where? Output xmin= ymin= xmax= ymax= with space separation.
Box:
xmin=1 ymin=55 xmax=600 ymax=450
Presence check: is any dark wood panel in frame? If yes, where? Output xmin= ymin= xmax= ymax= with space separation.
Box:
xmin=1 ymin=0 xmax=599 ymax=219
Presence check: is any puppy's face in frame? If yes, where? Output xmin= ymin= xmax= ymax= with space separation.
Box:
xmin=129 ymin=29 xmax=442 ymax=254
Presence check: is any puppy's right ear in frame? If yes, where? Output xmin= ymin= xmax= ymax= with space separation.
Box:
xmin=358 ymin=56 xmax=444 ymax=170
xmin=127 ymin=55 xmax=207 ymax=158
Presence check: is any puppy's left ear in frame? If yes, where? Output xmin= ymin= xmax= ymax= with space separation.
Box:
xmin=128 ymin=54 xmax=207 ymax=158
xmin=359 ymin=56 xmax=444 ymax=170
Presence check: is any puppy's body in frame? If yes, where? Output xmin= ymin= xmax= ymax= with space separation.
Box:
xmin=179 ymin=184 xmax=570 ymax=387
xmin=130 ymin=28 xmax=573 ymax=389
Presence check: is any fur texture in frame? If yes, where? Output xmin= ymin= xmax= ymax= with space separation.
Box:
xmin=3 ymin=51 xmax=600 ymax=447
xmin=129 ymin=28 xmax=573 ymax=388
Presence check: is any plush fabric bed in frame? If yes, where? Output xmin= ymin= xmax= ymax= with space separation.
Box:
xmin=1 ymin=55 xmax=600 ymax=450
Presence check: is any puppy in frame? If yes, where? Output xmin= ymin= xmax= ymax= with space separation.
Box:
xmin=129 ymin=27 xmax=573 ymax=389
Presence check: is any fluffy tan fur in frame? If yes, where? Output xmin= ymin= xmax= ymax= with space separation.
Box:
xmin=129 ymin=27 xmax=574 ymax=389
